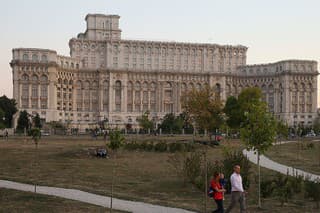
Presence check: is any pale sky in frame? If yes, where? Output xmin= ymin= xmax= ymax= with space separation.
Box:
xmin=1 ymin=0 xmax=319 ymax=101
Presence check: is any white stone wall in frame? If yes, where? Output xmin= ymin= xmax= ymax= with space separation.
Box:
xmin=10 ymin=14 xmax=319 ymax=129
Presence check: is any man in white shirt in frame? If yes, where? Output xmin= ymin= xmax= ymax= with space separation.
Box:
xmin=226 ymin=165 xmax=246 ymax=213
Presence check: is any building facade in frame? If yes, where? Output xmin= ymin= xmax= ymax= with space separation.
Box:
xmin=10 ymin=14 xmax=318 ymax=129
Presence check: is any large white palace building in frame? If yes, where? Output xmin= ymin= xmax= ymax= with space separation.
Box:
xmin=10 ymin=14 xmax=318 ymax=129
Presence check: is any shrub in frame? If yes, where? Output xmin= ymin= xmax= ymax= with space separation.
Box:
xmin=304 ymin=179 xmax=320 ymax=209
xmin=124 ymin=141 xmax=139 ymax=150
xmin=139 ymin=141 xmax=149 ymax=150
xmin=260 ymin=179 xmax=275 ymax=198
xmin=145 ymin=142 xmax=154 ymax=151
xmin=306 ymin=143 xmax=315 ymax=150
xmin=183 ymin=143 xmax=195 ymax=152
xmin=222 ymin=150 xmax=251 ymax=193
xmin=154 ymin=142 xmax=168 ymax=152
xmin=169 ymin=143 xmax=183 ymax=152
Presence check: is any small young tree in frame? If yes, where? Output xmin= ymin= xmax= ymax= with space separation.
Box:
xmin=241 ymin=101 xmax=277 ymax=208
xmin=16 ymin=110 xmax=30 ymax=132
xmin=136 ymin=111 xmax=153 ymax=133
xmin=33 ymin=113 xmax=42 ymax=129
xmin=30 ymin=128 xmax=41 ymax=193
xmin=108 ymin=130 xmax=125 ymax=213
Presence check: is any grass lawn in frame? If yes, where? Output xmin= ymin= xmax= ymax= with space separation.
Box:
xmin=0 ymin=135 xmax=318 ymax=212
xmin=0 ymin=188 xmax=124 ymax=213
xmin=266 ymin=139 xmax=320 ymax=175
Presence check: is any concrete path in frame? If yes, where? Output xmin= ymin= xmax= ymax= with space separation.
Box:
xmin=243 ymin=140 xmax=320 ymax=182
xmin=0 ymin=179 xmax=195 ymax=213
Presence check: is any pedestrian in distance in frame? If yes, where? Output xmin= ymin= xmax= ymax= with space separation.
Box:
xmin=211 ymin=171 xmax=226 ymax=213
xmin=225 ymin=165 xmax=246 ymax=213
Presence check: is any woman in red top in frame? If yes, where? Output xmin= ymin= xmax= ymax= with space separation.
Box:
xmin=211 ymin=172 xmax=226 ymax=213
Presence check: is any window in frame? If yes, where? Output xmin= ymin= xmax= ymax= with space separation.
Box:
xmin=32 ymin=54 xmax=38 ymax=62
xmin=115 ymin=81 xmax=121 ymax=112
xmin=23 ymin=54 xmax=29 ymax=61
xmin=41 ymin=55 xmax=48 ymax=62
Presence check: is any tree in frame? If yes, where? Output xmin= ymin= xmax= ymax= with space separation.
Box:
xmin=108 ymin=129 xmax=125 ymax=212
xmin=30 ymin=128 xmax=41 ymax=193
xmin=238 ymin=87 xmax=262 ymax=114
xmin=0 ymin=108 xmax=5 ymax=129
xmin=224 ymin=96 xmax=242 ymax=129
xmin=182 ymin=85 xmax=224 ymax=140
xmin=0 ymin=95 xmax=18 ymax=128
xmin=137 ymin=111 xmax=153 ymax=133
xmin=240 ymin=98 xmax=277 ymax=208
xmin=158 ymin=113 xmax=184 ymax=134
xmin=33 ymin=113 xmax=42 ymax=129
xmin=16 ymin=110 xmax=30 ymax=132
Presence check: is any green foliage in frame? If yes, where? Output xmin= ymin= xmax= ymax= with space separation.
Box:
xmin=271 ymin=173 xmax=303 ymax=206
xmin=33 ymin=113 xmax=42 ymax=129
xmin=182 ymin=85 xmax=224 ymax=135
xmin=168 ymin=143 xmax=184 ymax=152
xmin=276 ymin=120 xmax=289 ymax=139
xmin=137 ymin=111 xmax=154 ymax=132
xmin=30 ymin=128 xmax=41 ymax=143
xmin=154 ymin=142 xmax=168 ymax=152
xmin=108 ymin=130 xmax=125 ymax=151
xmin=16 ymin=110 xmax=30 ymax=132
xmin=260 ymin=179 xmax=275 ymax=198
xmin=238 ymin=87 xmax=262 ymax=114
xmin=158 ymin=113 xmax=184 ymax=134
xmin=0 ymin=95 xmax=18 ymax=128
xmin=184 ymin=151 xmax=202 ymax=184
xmin=304 ymin=179 xmax=320 ymax=209
xmin=306 ymin=143 xmax=315 ymax=149
xmin=240 ymin=102 xmax=277 ymax=155
xmin=222 ymin=150 xmax=251 ymax=192
xmin=224 ymin=96 xmax=242 ymax=129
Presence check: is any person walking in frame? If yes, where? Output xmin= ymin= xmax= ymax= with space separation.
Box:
xmin=211 ymin=172 xmax=226 ymax=213
xmin=225 ymin=165 xmax=246 ymax=213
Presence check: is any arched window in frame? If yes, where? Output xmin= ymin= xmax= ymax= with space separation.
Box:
xmin=76 ymin=80 xmax=83 ymax=111
xmin=32 ymin=75 xmax=38 ymax=82
xmin=150 ymin=82 xmax=156 ymax=112
xmin=142 ymin=82 xmax=149 ymax=111
xmin=83 ymin=81 xmax=90 ymax=111
xmin=32 ymin=54 xmax=38 ymax=62
xmin=22 ymin=74 xmax=29 ymax=81
xmin=134 ymin=82 xmax=141 ymax=112
xmin=115 ymin=81 xmax=122 ymax=112
xmin=41 ymin=55 xmax=48 ymax=62
xmin=23 ymin=54 xmax=29 ymax=61
xmin=103 ymin=81 xmax=109 ymax=112
xmin=215 ymin=83 xmax=221 ymax=100
xmin=164 ymin=82 xmax=173 ymax=113
xmin=127 ymin=81 xmax=133 ymax=112
xmin=40 ymin=75 xmax=48 ymax=83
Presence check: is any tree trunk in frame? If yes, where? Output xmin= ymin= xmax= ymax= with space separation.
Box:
xmin=34 ymin=141 xmax=38 ymax=193
xmin=110 ymin=152 xmax=117 ymax=213
xmin=204 ymin=151 xmax=207 ymax=213
xmin=258 ymin=151 xmax=261 ymax=208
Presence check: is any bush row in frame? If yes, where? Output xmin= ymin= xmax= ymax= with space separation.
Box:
xmin=123 ymin=141 xmax=195 ymax=152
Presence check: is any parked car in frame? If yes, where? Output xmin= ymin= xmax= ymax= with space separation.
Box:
xmin=96 ymin=148 xmax=107 ymax=158
xmin=40 ymin=130 xmax=50 ymax=136
xmin=305 ymin=132 xmax=316 ymax=137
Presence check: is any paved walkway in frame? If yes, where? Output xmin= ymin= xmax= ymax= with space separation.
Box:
xmin=243 ymin=140 xmax=320 ymax=182
xmin=0 ymin=179 xmax=195 ymax=213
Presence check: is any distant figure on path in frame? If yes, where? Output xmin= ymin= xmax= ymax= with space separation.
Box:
xmin=4 ymin=129 xmax=8 ymax=141
xmin=226 ymin=165 xmax=246 ymax=213
xmin=211 ymin=172 xmax=226 ymax=213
